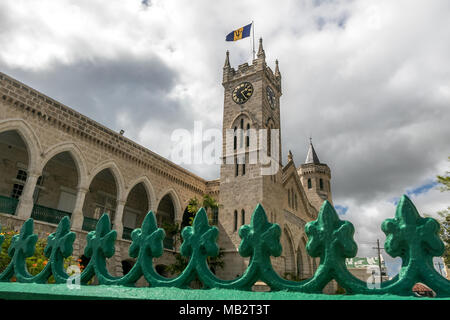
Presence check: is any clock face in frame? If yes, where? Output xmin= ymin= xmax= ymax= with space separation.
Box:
xmin=232 ymin=82 xmax=253 ymax=104
xmin=266 ymin=86 xmax=276 ymax=109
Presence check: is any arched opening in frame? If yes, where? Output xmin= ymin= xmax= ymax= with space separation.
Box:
xmin=181 ymin=206 xmax=194 ymax=230
xmin=121 ymin=260 xmax=135 ymax=275
xmin=122 ymin=183 xmax=149 ymax=240
xmin=156 ymin=194 xmax=176 ymax=250
xmin=155 ymin=264 xmax=170 ymax=277
xmin=301 ymin=238 xmax=312 ymax=278
xmin=283 ymin=228 xmax=296 ymax=279
xmin=82 ymin=168 xmax=118 ymax=231
xmin=0 ymin=130 xmax=31 ymax=215
xmin=31 ymin=151 xmax=79 ymax=225
xmin=297 ymin=247 xmax=304 ymax=279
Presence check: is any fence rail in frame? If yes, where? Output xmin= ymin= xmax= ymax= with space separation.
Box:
xmin=0 ymin=194 xmax=448 ymax=298
xmin=0 ymin=195 xmax=18 ymax=215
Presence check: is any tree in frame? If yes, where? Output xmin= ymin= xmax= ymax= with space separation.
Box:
xmin=436 ymin=156 xmax=450 ymax=267
xmin=187 ymin=194 xmax=220 ymax=225
xmin=166 ymin=195 xmax=225 ymax=280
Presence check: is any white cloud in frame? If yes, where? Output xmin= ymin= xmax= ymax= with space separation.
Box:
xmin=0 ymin=0 xmax=449 ymax=270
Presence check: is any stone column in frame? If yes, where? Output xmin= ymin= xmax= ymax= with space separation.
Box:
xmin=113 ymin=199 xmax=126 ymax=239
xmin=71 ymin=187 xmax=88 ymax=231
xmin=16 ymin=171 xmax=40 ymax=219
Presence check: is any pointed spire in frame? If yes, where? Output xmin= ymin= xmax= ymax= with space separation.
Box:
xmin=288 ymin=150 xmax=293 ymax=162
xmin=257 ymin=37 xmax=265 ymax=59
xmin=224 ymin=50 xmax=230 ymax=68
xmin=275 ymin=59 xmax=281 ymax=78
xmin=305 ymin=138 xmax=321 ymax=164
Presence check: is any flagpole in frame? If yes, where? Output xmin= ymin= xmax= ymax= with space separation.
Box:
xmin=252 ymin=20 xmax=255 ymax=60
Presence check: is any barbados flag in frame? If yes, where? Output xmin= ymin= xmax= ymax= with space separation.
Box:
xmin=226 ymin=23 xmax=252 ymax=41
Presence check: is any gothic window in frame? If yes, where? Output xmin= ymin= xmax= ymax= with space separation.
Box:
xmin=320 ymin=178 xmax=324 ymax=190
xmin=11 ymin=169 xmax=44 ymax=200
xmin=16 ymin=169 xmax=27 ymax=182
xmin=307 ymin=178 xmax=312 ymax=189
xmin=234 ymin=210 xmax=238 ymax=231
xmin=11 ymin=183 xmax=24 ymax=199
xmin=294 ymin=193 xmax=298 ymax=211
xmin=288 ymin=188 xmax=291 ymax=208
xmin=211 ymin=207 xmax=219 ymax=225
xmin=235 ymin=157 xmax=239 ymax=176
xmin=240 ymin=118 xmax=244 ymax=148
xmin=241 ymin=209 xmax=245 ymax=225
xmin=234 ymin=126 xmax=237 ymax=150
xmin=267 ymin=127 xmax=271 ymax=157
xmin=246 ymin=123 xmax=250 ymax=147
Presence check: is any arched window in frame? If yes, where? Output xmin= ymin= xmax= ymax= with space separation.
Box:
xmin=212 ymin=207 xmax=219 ymax=225
xmin=235 ymin=159 xmax=239 ymax=177
xmin=240 ymin=118 xmax=244 ymax=148
xmin=320 ymin=178 xmax=323 ymax=190
xmin=246 ymin=123 xmax=250 ymax=147
xmin=288 ymin=188 xmax=291 ymax=208
xmin=307 ymin=178 xmax=312 ymax=189
xmin=234 ymin=126 xmax=237 ymax=150
xmin=242 ymin=163 xmax=245 ymax=175
xmin=241 ymin=209 xmax=245 ymax=225
xmin=267 ymin=127 xmax=271 ymax=157
xmin=234 ymin=210 xmax=238 ymax=231
xmin=294 ymin=193 xmax=298 ymax=211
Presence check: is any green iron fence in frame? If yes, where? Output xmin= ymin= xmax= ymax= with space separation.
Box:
xmin=0 ymin=195 xmax=18 ymax=215
xmin=0 ymin=195 xmax=448 ymax=298
xmin=30 ymin=204 xmax=71 ymax=225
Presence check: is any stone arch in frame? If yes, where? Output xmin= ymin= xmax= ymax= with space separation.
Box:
xmin=0 ymin=119 xmax=41 ymax=173
xmin=88 ymin=160 xmax=125 ymax=202
xmin=229 ymin=111 xmax=257 ymax=129
xmin=124 ymin=175 xmax=157 ymax=213
xmin=265 ymin=117 xmax=276 ymax=129
xmin=39 ymin=142 xmax=89 ymax=189
xmin=283 ymin=225 xmax=296 ymax=276
xmin=157 ymin=188 xmax=182 ymax=222
xmin=299 ymin=236 xmax=312 ymax=278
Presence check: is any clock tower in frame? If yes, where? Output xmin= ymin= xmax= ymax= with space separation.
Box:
xmin=218 ymin=38 xmax=285 ymax=277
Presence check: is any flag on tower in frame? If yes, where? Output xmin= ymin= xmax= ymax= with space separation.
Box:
xmin=226 ymin=23 xmax=252 ymax=41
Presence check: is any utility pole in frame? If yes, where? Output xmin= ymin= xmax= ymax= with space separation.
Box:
xmin=372 ymin=239 xmax=385 ymax=283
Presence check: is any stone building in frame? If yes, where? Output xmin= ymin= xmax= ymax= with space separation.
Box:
xmin=0 ymin=39 xmax=334 ymax=291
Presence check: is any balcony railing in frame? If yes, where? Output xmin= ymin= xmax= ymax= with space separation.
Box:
xmin=82 ymin=217 xmax=98 ymax=232
xmin=31 ymin=204 xmax=71 ymax=225
xmin=123 ymin=227 xmax=133 ymax=240
xmin=0 ymin=195 xmax=18 ymax=215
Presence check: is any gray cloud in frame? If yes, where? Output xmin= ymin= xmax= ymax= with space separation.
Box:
xmin=0 ymin=0 xmax=448 ymax=265
xmin=0 ymin=56 xmax=197 ymax=154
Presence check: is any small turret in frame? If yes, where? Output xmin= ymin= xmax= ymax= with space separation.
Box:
xmin=298 ymin=139 xmax=332 ymax=211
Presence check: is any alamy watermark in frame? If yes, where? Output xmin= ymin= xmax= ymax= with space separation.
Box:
xmin=170 ymin=121 xmax=280 ymax=175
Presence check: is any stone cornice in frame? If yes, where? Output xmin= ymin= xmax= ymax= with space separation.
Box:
xmin=0 ymin=72 xmax=207 ymax=195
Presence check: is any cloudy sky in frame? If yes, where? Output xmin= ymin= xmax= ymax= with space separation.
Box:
xmin=1 ymin=0 xmax=449 ymax=275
